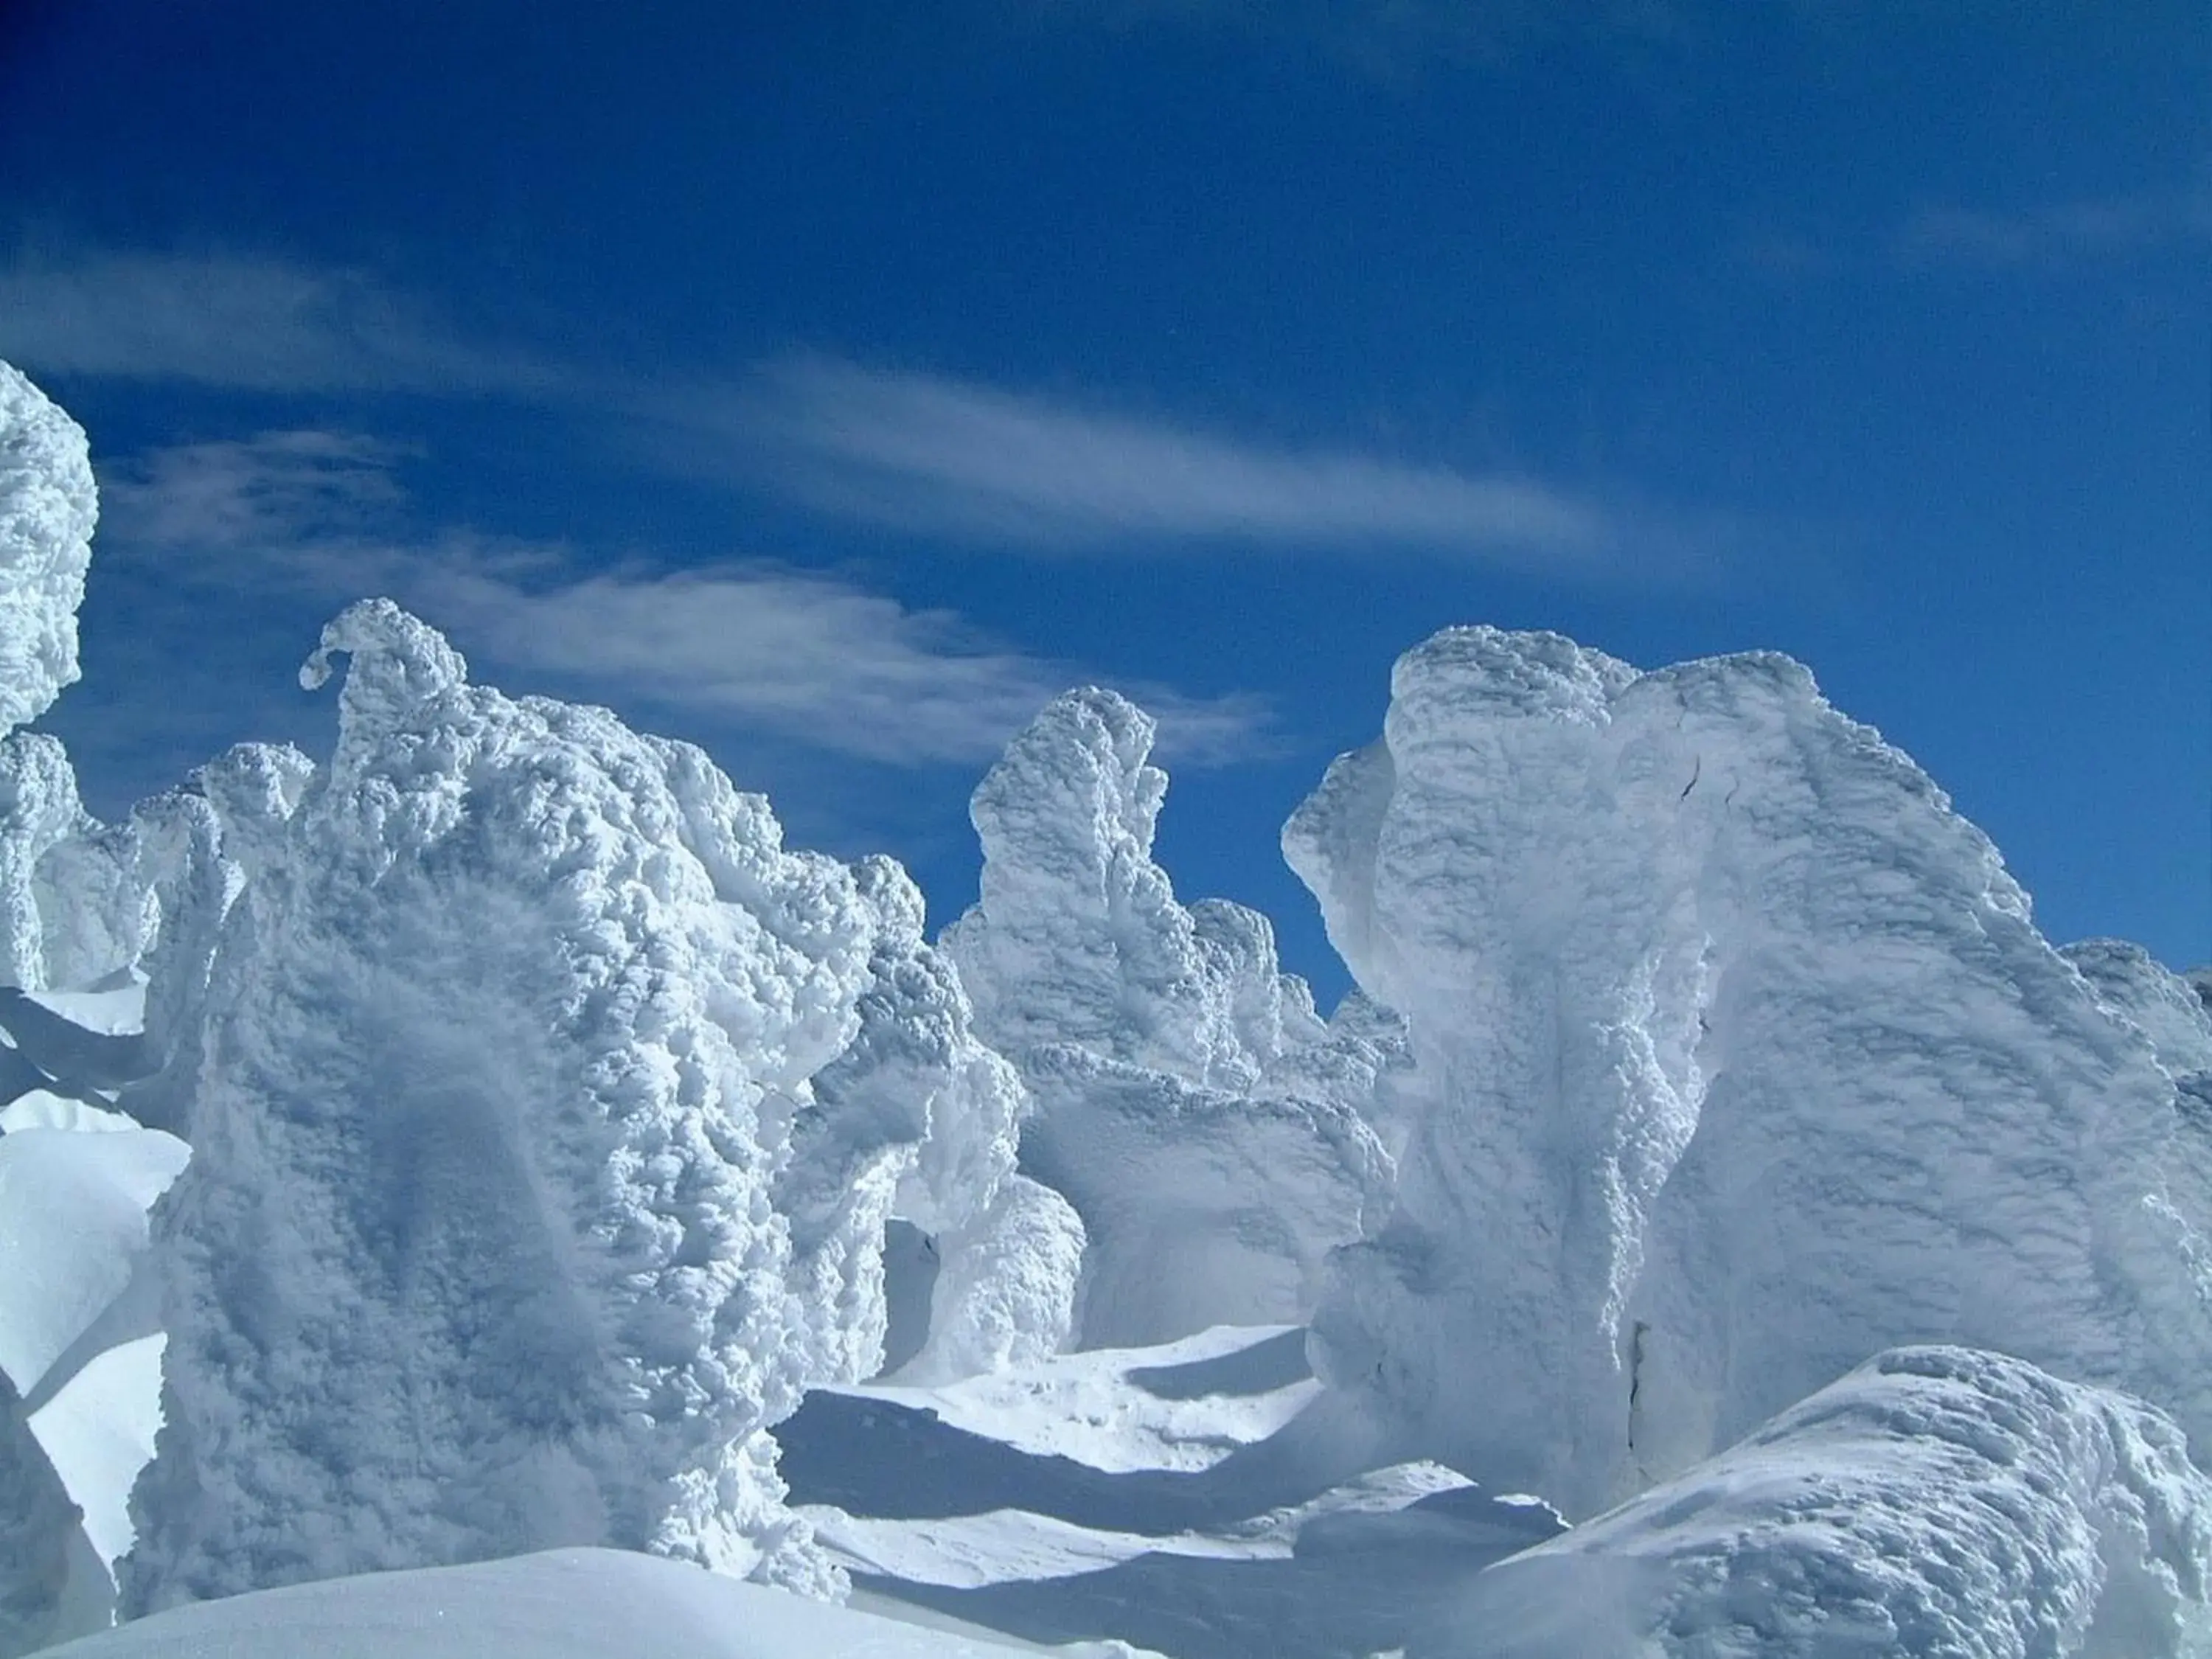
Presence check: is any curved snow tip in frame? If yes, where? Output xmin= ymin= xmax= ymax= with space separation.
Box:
xmin=299 ymin=597 xmax=468 ymax=700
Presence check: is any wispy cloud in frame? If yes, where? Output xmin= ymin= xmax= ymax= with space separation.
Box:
xmin=711 ymin=355 xmax=1613 ymax=566
xmin=0 ymin=248 xmax=559 ymax=394
xmin=97 ymin=432 xmax=1269 ymax=767
xmin=1894 ymin=181 xmax=2212 ymax=271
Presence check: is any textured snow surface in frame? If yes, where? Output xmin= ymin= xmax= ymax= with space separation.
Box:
xmin=0 ymin=1128 xmax=184 ymax=1398
xmin=122 ymin=600 xmax=1034 ymax=1613
xmin=945 ymin=689 xmax=1392 ymax=1346
xmin=1287 ymin=626 xmax=2212 ymax=1520
xmin=44 ymin=1547 xmax=1155 ymax=1658
xmin=1431 ymin=1346 xmax=2212 ymax=1659
xmin=0 ymin=366 xmax=91 ymax=738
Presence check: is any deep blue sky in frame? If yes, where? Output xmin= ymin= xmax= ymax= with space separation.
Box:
xmin=1 ymin=0 xmax=2205 ymax=995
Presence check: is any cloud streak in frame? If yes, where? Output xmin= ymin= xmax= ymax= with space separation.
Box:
xmin=1893 ymin=184 xmax=2212 ymax=270
xmin=718 ymin=356 xmax=1613 ymax=565
xmin=97 ymin=432 xmax=1268 ymax=768
xmin=0 ymin=249 xmax=558 ymax=394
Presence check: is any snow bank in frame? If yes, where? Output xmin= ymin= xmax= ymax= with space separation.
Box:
xmin=53 ymin=1546 xmax=1150 ymax=1658
xmin=1433 ymin=1346 xmax=2212 ymax=1659
xmin=0 ymin=1128 xmax=186 ymax=1399
xmin=121 ymin=601 xmax=1026 ymax=1613
xmin=1288 ymin=627 xmax=2212 ymax=1517
xmin=945 ymin=689 xmax=1391 ymax=1348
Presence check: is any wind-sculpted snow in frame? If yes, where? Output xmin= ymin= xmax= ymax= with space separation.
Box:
xmin=1433 ymin=1347 xmax=2212 ymax=1659
xmin=122 ymin=600 xmax=1032 ymax=1613
xmin=2065 ymin=938 xmax=2212 ymax=1080
xmin=0 ymin=366 xmax=92 ymax=739
xmin=1018 ymin=1046 xmax=1391 ymax=1349
xmin=1287 ymin=626 xmax=2212 ymax=1520
xmin=945 ymin=689 xmax=1393 ymax=1347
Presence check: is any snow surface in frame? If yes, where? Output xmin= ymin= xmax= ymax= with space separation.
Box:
xmin=0 ymin=1129 xmax=185 ymax=1399
xmin=1287 ymin=626 xmax=2212 ymax=1519
xmin=945 ymin=689 xmax=1392 ymax=1346
xmin=124 ymin=600 xmax=1041 ymax=1613
xmin=1433 ymin=1346 xmax=2212 ymax=1659
xmin=43 ymin=1547 xmax=1159 ymax=1659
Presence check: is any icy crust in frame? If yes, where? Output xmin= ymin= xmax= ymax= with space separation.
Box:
xmin=1436 ymin=1348 xmax=2212 ymax=1659
xmin=945 ymin=689 xmax=1393 ymax=1347
xmin=120 ymin=600 xmax=1028 ymax=1613
xmin=1287 ymin=627 xmax=2212 ymax=1520
xmin=0 ymin=366 xmax=93 ymax=737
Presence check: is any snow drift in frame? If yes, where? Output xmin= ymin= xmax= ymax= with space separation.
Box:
xmin=120 ymin=600 xmax=1044 ymax=1613
xmin=1287 ymin=627 xmax=2212 ymax=1520
xmin=944 ymin=689 xmax=1393 ymax=1348
xmin=1432 ymin=1346 xmax=2212 ymax=1659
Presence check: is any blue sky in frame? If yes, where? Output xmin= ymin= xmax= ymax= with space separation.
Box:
xmin=0 ymin=0 xmax=2205 ymax=995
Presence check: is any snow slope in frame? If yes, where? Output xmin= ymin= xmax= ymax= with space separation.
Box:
xmin=1433 ymin=1346 xmax=2212 ymax=1659
xmin=1287 ymin=627 xmax=2212 ymax=1520
xmin=122 ymin=600 xmax=1037 ymax=1613
xmin=45 ymin=1547 xmax=1155 ymax=1659
xmin=945 ymin=689 xmax=1393 ymax=1346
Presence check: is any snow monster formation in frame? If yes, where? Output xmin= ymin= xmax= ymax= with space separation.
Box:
xmin=1287 ymin=626 xmax=2212 ymax=1523
xmin=0 ymin=361 xmax=96 ymax=995
xmin=944 ymin=687 xmax=1397 ymax=1349
xmin=1435 ymin=1346 xmax=2212 ymax=1659
xmin=120 ymin=601 xmax=1051 ymax=1613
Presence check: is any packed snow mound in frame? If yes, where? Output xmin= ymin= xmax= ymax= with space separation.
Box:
xmin=1287 ymin=626 xmax=2212 ymax=1519
xmin=49 ymin=1546 xmax=1151 ymax=1658
xmin=1017 ymin=1046 xmax=1390 ymax=1349
xmin=122 ymin=600 xmax=1032 ymax=1614
xmin=946 ymin=689 xmax=1394 ymax=1347
xmin=902 ymin=1174 xmax=1086 ymax=1384
xmin=1432 ymin=1346 xmax=2212 ymax=1659
xmin=0 ymin=365 xmax=92 ymax=737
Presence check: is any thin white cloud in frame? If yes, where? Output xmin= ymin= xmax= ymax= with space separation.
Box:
xmin=102 ymin=431 xmax=411 ymax=547
xmin=718 ymin=356 xmax=1613 ymax=566
xmin=0 ymin=249 xmax=558 ymax=394
xmin=1893 ymin=181 xmax=2212 ymax=271
xmin=97 ymin=433 xmax=1269 ymax=768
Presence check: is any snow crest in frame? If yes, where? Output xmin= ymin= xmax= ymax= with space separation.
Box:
xmin=1438 ymin=1347 xmax=2212 ymax=1659
xmin=1287 ymin=627 xmax=2212 ymax=1518
xmin=121 ymin=600 xmax=1028 ymax=1611
xmin=945 ymin=689 xmax=1391 ymax=1348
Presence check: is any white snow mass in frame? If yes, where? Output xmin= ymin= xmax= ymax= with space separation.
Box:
xmin=945 ymin=688 xmax=1392 ymax=1346
xmin=1287 ymin=627 xmax=2212 ymax=1520
xmin=1433 ymin=1346 xmax=2212 ymax=1658
xmin=122 ymin=599 xmax=1046 ymax=1613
